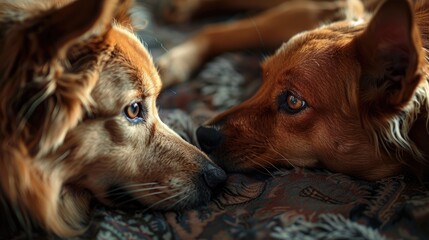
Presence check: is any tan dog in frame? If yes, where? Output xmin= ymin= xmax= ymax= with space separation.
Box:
xmin=0 ymin=0 xmax=226 ymax=237
xmin=159 ymin=0 xmax=429 ymax=180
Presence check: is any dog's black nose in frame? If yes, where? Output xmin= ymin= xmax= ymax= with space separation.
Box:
xmin=202 ymin=161 xmax=227 ymax=189
xmin=196 ymin=126 xmax=223 ymax=154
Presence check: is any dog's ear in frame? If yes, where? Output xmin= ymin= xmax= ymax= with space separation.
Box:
xmin=0 ymin=0 xmax=127 ymax=236
xmin=0 ymin=0 xmax=125 ymax=155
xmin=35 ymin=0 xmax=121 ymax=58
xmin=115 ymin=0 xmax=135 ymax=29
xmin=356 ymin=0 xmax=424 ymax=115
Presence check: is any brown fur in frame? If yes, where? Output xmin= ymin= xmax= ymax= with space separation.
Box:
xmin=0 ymin=0 xmax=225 ymax=237
xmin=159 ymin=0 xmax=429 ymax=180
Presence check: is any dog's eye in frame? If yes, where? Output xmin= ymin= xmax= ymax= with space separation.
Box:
xmin=279 ymin=91 xmax=307 ymax=114
xmin=287 ymin=95 xmax=304 ymax=110
xmin=124 ymin=102 xmax=145 ymax=123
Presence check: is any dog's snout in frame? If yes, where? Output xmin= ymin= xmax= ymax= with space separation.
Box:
xmin=196 ymin=126 xmax=223 ymax=154
xmin=202 ymin=162 xmax=227 ymax=189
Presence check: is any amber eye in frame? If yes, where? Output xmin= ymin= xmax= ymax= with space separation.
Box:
xmin=287 ymin=94 xmax=304 ymax=110
xmin=278 ymin=91 xmax=307 ymax=114
xmin=124 ymin=102 xmax=145 ymax=123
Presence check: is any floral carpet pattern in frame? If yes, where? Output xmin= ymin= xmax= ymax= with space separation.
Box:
xmin=79 ymin=167 xmax=429 ymax=239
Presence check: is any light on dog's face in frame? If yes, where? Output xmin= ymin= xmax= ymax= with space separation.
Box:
xmin=199 ymin=20 xmax=406 ymax=180
xmin=62 ymin=26 xmax=226 ymax=209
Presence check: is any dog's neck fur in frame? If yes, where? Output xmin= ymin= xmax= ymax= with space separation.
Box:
xmin=402 ymin=88 xmax=429 ymax=176
xmin=410 ymin=1 xmax=429 ymax=163
xmin=384 ymin=84 xmax=429 ymax=175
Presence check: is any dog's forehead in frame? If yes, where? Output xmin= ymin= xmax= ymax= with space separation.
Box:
xmin=266 ymin=25 xmax=355 ymax=69
xmin=267 ymin=20 xmax=362 ymax=66
xmin=107 ymin=26 xmax=162 ymax=96
xmin=262 ymin=26 xmax=359 ymax=108
xmin=263 ymin=35 xmax=346 ymax=87
xmin=90 ymin=26 xmax=162 ymax=116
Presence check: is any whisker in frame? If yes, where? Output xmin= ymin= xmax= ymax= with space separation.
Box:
xmin=267 ymin=140 xmax=297 ymax=169
xmin=127 ymin=186 xmax=168 ymax=193
xmin=118 ymin=191 xmax=165 ymax=206
xmin=253 ymin=154 xmax=286 ymax=175
xmin=247 ymin=156 xmax=275 ymax=177
xmin=142 ymin=190 xmax=185 ymax=213
xmin=169 ymin=189 xmax=195 ymax=209
xmin=101 ymin=182 xmax=160 ymax=196
xmin=107 ymin=186 xmax=169 ymax=199
xmin=251 ymin=18 xmax=269 ymax=57
xmin=237 ymin=140 xmax=290 ymax=176
xmin=140 ymin=32 xmax=169 ymax=53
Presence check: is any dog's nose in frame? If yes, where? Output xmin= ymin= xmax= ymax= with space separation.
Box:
xmin=202 ymin=161 xmax=227 ymax=189
xmin=196 ymin=126 xmax=223 ymax=154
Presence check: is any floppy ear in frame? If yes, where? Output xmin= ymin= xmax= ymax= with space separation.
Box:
xmin=0 ymin=0 xmax=126 ymax=155
xmin=35 ymin=0 xmax=121 ymax=59
xmin=356 ymin=0 xmax=424 ymax=115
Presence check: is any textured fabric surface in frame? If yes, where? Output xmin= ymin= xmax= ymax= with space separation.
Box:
xmin=78 ymin=166 xmax=429 ymax=239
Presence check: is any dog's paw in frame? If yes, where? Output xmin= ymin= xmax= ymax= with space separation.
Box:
xmin=159 ymin=0 xmax=199 ymax=24
xmin=157 ymin=42 xmax=205 ymax=88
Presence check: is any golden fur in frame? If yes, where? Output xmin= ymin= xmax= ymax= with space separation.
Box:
xmin=0 ymin=0 xmax=225 ymax=237
xmin=159 ymin=0 xmax=429 ymax=180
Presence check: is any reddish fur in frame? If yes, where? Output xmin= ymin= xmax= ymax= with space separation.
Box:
xmin=214 ymin=0 xmax=429 ymax=179
xmin=159 ymin=0 xmax=429 ymax=180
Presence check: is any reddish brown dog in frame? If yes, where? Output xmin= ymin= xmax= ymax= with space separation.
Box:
xmin=159 ymin=0 xmax=429 ymax=180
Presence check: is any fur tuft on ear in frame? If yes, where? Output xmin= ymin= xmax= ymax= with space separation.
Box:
xmin=114 ymin=0 xmax=150 ymax=31
xmin=115 ymin=0 xmax=135 ymax=29
xmin=356 ymin=0 xmax=425 ymax=115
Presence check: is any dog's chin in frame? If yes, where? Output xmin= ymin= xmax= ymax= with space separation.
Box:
xmin=170 ymin=192 xmax=211 ymax=211
xmin=207 ymin=150 xmax=240 ymax=173
xmin=98 ymin=181 xmax=216 ymax=211
xmin=207 ymin=150 xmax=278 ymax=177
